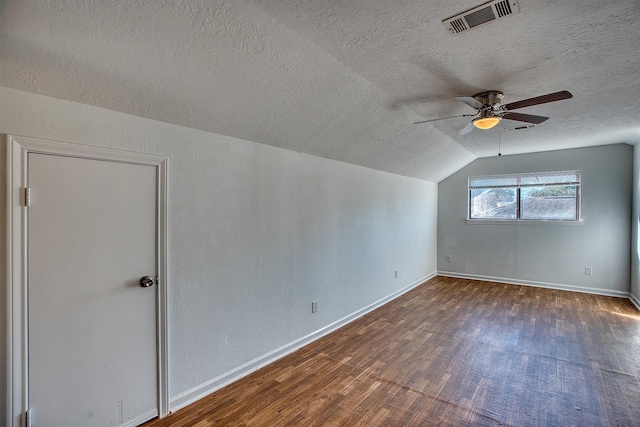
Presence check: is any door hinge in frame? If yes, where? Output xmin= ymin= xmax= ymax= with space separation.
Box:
xmin=24 ymin=187 xmax=32 ymax=207
xmin=25 ymin=408 xmax=34 ymax=427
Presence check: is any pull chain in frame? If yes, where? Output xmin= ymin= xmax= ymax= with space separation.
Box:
xmin=498 ymin=119 xmax=502 ymax=157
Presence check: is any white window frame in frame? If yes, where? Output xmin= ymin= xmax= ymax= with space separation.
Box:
xmin=467 ymin=170 xmax=582 ymax=225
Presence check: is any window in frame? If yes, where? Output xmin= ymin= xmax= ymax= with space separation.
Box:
xmin=468 ymin=171 xmax=581 ymax=222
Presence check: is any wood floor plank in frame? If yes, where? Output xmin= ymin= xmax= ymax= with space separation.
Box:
xmin=144 ymin=276 xmax=640 ymax=426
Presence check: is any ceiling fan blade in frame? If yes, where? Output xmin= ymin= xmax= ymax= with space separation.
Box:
xmin=502 ymin=112 xmax=549 ymax=124
xmin=459 ymin=122 xmax=475 ymax=135
xmin=455 ymin=96 xmax=483 ymax=110
xmin=414 ymin=114 xmax=474 ymax=124
xmin=503 ymin=90 xmax=573 ymax=111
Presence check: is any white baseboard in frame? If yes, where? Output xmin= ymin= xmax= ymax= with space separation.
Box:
xmin=123 ymin=408 xmax=157 ymax=427
xmin=170 ymin=272 xmax=436 ymax=412
xmin=630 ymin=293 xmax=640 ymax=311
xmin=437 ymin=271 xmax=630 ymax=299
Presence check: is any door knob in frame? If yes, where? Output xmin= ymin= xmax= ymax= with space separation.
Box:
xmin=139 ymin=276 xmax=154 ymax=288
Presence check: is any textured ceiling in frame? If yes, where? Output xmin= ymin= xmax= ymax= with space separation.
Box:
xmin=1 ymin=0 xmax=639 ymax=181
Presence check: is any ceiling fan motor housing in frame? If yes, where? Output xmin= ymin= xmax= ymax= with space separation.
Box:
xmin=473 ymin=91 xmax=504 ymax=109
xmin=472 ymin=91 xmax=504 ymax=130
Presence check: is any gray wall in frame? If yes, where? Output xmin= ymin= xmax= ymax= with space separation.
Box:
xmin=0 ymin=86 xmax=437 ymax=416
xmin=438 ymin=144 xmax=633 ymax=296
xmin=632 ymin=143 xmax=640 ymax=306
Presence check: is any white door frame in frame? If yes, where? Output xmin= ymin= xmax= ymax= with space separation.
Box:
xmin=5 ymin=134 xmax=169 ymax=427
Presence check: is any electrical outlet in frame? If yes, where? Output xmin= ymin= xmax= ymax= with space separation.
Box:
xmin=394 ymin=270 xmax=398 ymax=279
xmin=311 ymin=300 xmax=318 ymax=313
xmin=445 ymin=255 xmax=452 ymax=262
xmin=585 ymin=267 xmax=592 ymax=276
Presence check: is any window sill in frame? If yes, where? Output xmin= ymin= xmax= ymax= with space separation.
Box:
xmin=465 ymin=219 xmax=583 ymax=226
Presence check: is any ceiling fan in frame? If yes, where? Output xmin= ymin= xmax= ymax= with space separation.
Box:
xmin=414 ymin=90 xmax=573 ymax=135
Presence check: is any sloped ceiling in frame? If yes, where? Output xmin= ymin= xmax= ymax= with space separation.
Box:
xmin=1 ymin=0 xmax=639 ymax=181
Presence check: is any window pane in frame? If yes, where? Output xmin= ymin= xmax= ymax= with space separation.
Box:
xmin=469 ymin=176 xmax=517 ymax=188
xmin=520 ymin=186 xmax=577 ymax=220
xmin=520 ymin=172 xmax=579 ymax=185
xmin=470 ymin=188 xmax=517 ymax=219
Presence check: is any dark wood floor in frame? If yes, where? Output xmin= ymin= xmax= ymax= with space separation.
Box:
xmin=144 ymin=276 xmax=640 ymax=426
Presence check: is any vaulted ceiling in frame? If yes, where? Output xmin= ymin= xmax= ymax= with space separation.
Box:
xmin=1 ymin=0 xmax=638 ymax=181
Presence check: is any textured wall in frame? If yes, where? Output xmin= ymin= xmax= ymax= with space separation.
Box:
xmin=0 ymin=86 xmax=437 ymax=412
xmin=632 ymin=144 xmax=640 ymax=305
xmin=437 ymin=144 xmax=633 ymax=296
xmin=0 ymin=107 xmax=5 ymax=424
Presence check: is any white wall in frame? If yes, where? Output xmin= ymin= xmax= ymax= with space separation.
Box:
xmin=438 ymin=144 xmax=633 ymax=296
xmin=0 ymin=86 xmax=437 ymax=416
xmin=631 ymin=143 xmax=640 ymax=308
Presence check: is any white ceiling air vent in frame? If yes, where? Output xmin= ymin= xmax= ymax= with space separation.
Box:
xmin=443 ymin=0 xmax=520 ymax=35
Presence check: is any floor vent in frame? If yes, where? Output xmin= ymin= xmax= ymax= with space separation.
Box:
xmin=443 ymin=0 xmax=519 ymax=35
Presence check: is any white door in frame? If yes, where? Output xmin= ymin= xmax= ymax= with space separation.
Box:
xmin=27 ymin=152 xmax=158 ymax=427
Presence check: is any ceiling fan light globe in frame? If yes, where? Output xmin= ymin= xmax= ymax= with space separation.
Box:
xmin=472 ymin=116 xmax=501 ymax=130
